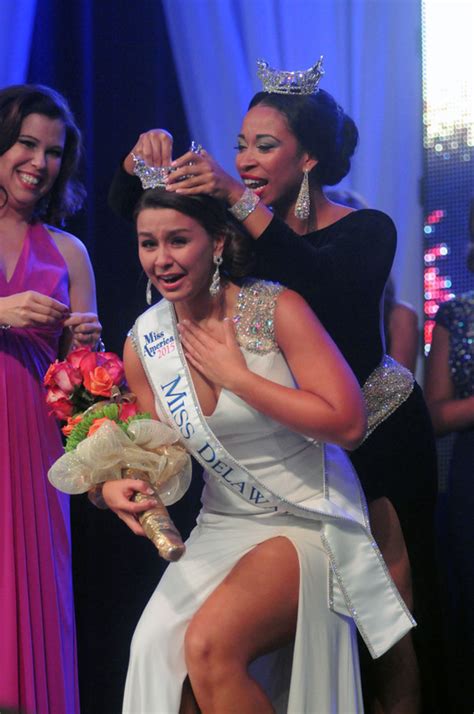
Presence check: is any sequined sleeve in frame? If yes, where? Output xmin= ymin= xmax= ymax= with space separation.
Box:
xmin=127 ymin=324 xmax=140 ymax=354
xmin=435 ymin=293 xmax=474 ymax=398
xmin=234 ymin=278 xmax=285 ymax=354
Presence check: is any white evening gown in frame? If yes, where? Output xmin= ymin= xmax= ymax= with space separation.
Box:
xmin=123 ymin=343 xmax=365 ymax=714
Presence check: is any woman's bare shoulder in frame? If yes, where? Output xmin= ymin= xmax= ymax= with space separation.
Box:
xmin=45 ymin=225 xmax=92 ymax=275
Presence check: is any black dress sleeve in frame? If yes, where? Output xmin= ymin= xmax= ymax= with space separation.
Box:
xmin=108 ymin=164 xmax=144 ymax=221
xmin=253 ymin=210 xmax=396 ymax=301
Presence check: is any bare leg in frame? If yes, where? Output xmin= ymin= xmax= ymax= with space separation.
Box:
xmin=183 ymin=536 xmax=299 ymax=714
xmin=369 ymin=497 xmax=421 ymax=714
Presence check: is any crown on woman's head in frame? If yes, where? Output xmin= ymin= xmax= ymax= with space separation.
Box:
xmin=256 ymin=56 xmax=324 ymax=95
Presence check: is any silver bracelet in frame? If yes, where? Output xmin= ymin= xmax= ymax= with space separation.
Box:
xmin=228 ymin=188 xmax=260 ymax=222
xmin=0 ymin=324 xmax=11 ymax=330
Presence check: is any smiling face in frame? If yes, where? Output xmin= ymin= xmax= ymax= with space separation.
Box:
xmin=0 ymin=113 xmax=66 ymax=218
xmin=235 ymin=104 xmax=316 ymax=214
xmin=137 ymin=207 xmax=224 ymax=304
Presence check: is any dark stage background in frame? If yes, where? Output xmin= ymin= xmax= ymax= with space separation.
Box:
xmin=27 ymin=3 xmax=199 ymax=711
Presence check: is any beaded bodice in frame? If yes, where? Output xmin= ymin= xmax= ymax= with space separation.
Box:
xmin=234 ymin=278 xmax=284 ymax=354
xmin=435 ymin=292 xmax=474 ymax=398
xmin=128 ymin=279 xmax=285 ymax=357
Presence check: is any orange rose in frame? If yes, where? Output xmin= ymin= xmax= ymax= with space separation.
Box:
xmin=87 ymin=417 xmax=115 ymax=437
xmin=83 ymin=366 xmax=114 ymax=397
xmin=61 ymin=414 xmax=83 ymax=437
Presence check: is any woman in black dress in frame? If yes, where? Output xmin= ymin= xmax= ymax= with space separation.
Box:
xmin=109 ymin=62 xmax=441 ymax=714
xmin=425 ymin=269 xmax=474 ymax=712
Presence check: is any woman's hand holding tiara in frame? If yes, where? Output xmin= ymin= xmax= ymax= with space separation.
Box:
xmin=123 ymin=128 xmax=174 ymax=176
xmin=121 ymin=128 xmax=248 ymax=208
xmin=166 ymin=148 xmax=245 ymax=206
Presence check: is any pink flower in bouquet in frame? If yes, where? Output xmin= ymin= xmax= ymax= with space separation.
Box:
xmin=101 ymin=352 xmax=125 ymax=386
xmin=44 ymin=347 xmax=131 ymax=439
xmin=66 ymin=347 xmax=94 ymax=370
xmin=119 ymin=401 xmax=138 ymax=421
xmin=61 ymin=414 xmax=83 ymax=437
xmin=77 ymin=349 xmax=102 ymax=376
xmin=46 ymin=386 xmax=74 ymax=420
xmin=79 ymin=351 xmax=125 ymax=395
xmin=44 ymin=360 xmax=82 ymax=395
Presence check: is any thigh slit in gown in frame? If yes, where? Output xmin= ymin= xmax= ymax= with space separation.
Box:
xmin=124 ymin=339 xmax=394 ymax=714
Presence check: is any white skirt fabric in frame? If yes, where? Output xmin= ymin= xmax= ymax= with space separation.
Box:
xmin=123 ymin=509 xmax=363 ymax=714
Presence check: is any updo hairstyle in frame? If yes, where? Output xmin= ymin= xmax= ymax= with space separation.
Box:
xmin=249 ymin=89 xmax=358 ymax=186
xmin=134 ymin=190 xmax=255 ymax=279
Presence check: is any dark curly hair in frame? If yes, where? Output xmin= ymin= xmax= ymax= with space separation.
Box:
xmin=134 ymin=189 xmax=255 ymax=279
xmin=248 ymin=89 xmax=358 ymax=187
xmin=0 ymin=84 xmax=85 ymax=225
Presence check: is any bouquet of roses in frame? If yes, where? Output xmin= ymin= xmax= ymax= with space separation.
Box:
xmin=44 ymin=348 xmax=191 ymax=561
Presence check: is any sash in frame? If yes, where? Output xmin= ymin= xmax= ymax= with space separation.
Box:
xmin=133 ymin=299 xmax=415 ymax=659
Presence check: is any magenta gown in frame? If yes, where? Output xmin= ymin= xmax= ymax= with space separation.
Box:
xmin=0 ymin=223 xmax=79 ymax=714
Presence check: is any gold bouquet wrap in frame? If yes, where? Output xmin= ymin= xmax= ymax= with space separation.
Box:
xmin=48 ymin=419 xmax=192 ymax=561
xmin=125 ymin=468 xmax=185 ymax=561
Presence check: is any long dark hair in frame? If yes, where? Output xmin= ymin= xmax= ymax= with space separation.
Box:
xmin=134 ymin=190 xmax=255 ymax=279
xmin=249 ymin=89 xmax=358 ymax=187
xmin=0 ymin=84 xmax=85 ymax=225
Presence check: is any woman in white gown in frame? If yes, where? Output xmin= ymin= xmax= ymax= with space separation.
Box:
xmin=101 ymin=189 xmax=414 ymax=714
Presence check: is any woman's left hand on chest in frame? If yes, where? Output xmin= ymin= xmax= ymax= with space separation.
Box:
xmin=178 ymin=318 xmax=248 ymax=390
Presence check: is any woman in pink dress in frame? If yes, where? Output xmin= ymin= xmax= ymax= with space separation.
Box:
xmin=0 ymin=84 xmax=100 ymax=714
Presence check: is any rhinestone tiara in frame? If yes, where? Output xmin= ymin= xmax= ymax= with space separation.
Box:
xmin=131 ymin=154 xmax=173 ymax=190
xmin=256 ymin=56 xmax=324 ymax=95
xmin=131 ymin=142 xmax=203 ymax=190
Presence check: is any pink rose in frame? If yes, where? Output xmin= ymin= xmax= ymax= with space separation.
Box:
xmin=46 ymin=386 xmax=74 ymax=420
xmin=78 ymin=350 xmax=102 ymax=378
xmin=44 ymin=361 xmax=82 ymax=394
xmin=66 ymin=347 xmax=93 ymax=369
xmin=119 ymin=401 xmax=138 ymax=420
xmin=76 ymin=350 xmax=125 ymax=389
xmin=101 ymin=352 xmax=125 ymax=386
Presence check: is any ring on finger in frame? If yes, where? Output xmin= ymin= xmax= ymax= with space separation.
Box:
xmin=189 ymin=141 xmax=203 ymax=155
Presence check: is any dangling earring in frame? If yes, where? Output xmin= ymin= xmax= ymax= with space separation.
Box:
xmin=294 ymin=169 xmax=310 ymax=221
xmin=146 ymin=278 xmax=152 ymax=305
xmin=209 ymin=255 xmax=223 ymax=297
